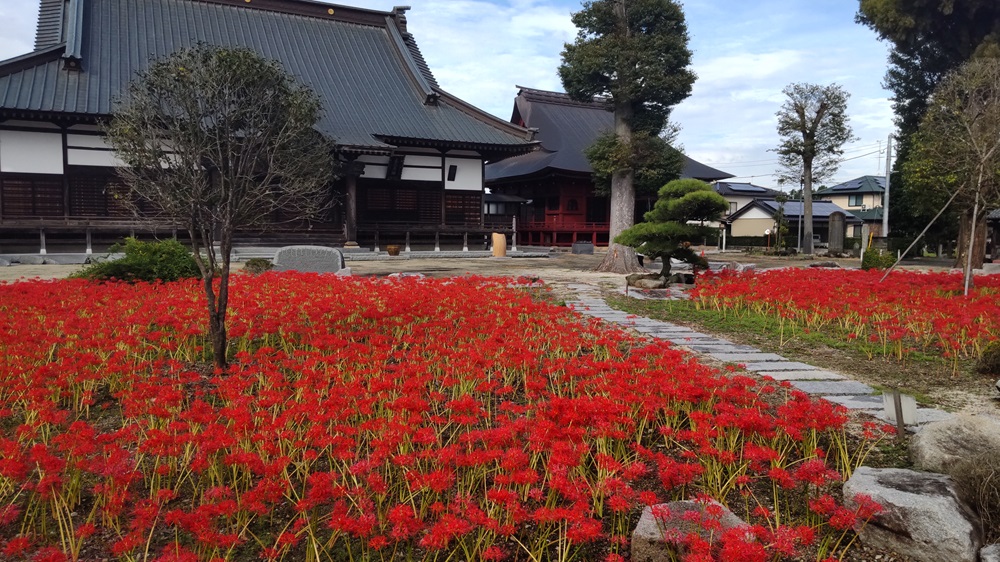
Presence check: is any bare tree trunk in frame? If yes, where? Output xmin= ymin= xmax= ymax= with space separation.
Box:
xmin=596 ymin=99 xmax=645 ymax=273
xmin=955 ymin=205 xmax=987 ymax=272
xmin=802 ymin=159 xmax=814 ymax=255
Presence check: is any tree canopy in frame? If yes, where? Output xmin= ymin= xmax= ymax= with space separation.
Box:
xmin=857 ymin=0 xmax=1000 ymax=243
xmin=615 ymin=179 xmax=728 ymax=276
xmin=773 ymin=83 xmax=854 ymax=254
xmin=559 ymin=0 xmax=695 ymax=273
xmin=107 ymin=45 xmax=337 ymax=368
xmin=904 ymin=58 xmax=1000 ymax=273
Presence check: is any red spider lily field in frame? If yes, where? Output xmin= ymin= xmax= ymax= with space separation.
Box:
xmin=690 ymin=268 xmax=1000 ymax=369
xmin=0 ymin=273 xmax=889 ymax=561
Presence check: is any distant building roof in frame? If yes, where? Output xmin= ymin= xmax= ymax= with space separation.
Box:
xmin=988 ymin=209 xmax=1000 ymax=221
xmin=727 ymin=199 xmax=862 ymax=223
xmin=851 ymin=207 xmax=884 ymax=222
xmin=486 ymin=86 xmax=732 ymax=182
xmin=816 ymin=175 xmax=887 ymax=196
xmin=0 ymin=0 xmax=534 ymax=156
xmin=713 ymin=181 xmax=781 ymax=198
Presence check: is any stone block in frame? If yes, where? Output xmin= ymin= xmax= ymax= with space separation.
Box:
xmin=571 ymin=241 xmax=594 ymax=254
xmin=632 ymin=500 xmax=747 ymax=562
xmin=790 ymin=380 xmax=875 ymax=395
xmin=741 ymin=361 xmax=820 ymax=372
xmin=844 ymin=467 xmax=982 ymax=562
xmin=272 ymin=245 xmax=350 ymax=275
xmin=708 ymin=352 xmax=786 ymax=363
xmin=910 ymin=414 xmax=1000 ymax=474
xmin=758 ymin=370 xmax=846 ymax=381
xmin=981 ymin=544 xmax=1000 ymax=562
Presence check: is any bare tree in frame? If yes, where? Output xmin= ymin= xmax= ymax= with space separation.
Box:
xmin=774 ymin=83 xmax=855 ymax=254
xmin=106 ymin=45 xmax=337 ymax=369
xmin=905 ymin=58 xmax=1000 ymax=286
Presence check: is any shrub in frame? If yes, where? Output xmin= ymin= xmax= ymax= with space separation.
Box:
xmin=861 ymin=249 xmax=896 ymax=270
xmin=977 ymin=341 xmax=1000 ymax=376
xmin=242 ymin=257 xmax=274 ymax=275
xmin=72 ymin=238 xmax=200 ymax=282
xmin=952 ymin=451 xmax=1000 ymax=542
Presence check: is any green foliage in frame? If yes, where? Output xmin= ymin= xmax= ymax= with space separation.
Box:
xmin=559 ymin=0 xmax=695 ymax=135
xmin=72 ymin=238 xmax=200 ymax=282
xmin=861 ymin=249 xmax=896 ymax=270
xmin=585 ymin=130 xmax=684 ymax=196
xmin=242 ymin=258 xmax=274 ymax=275
xmin=774 ymin=83 xmax=855 ymax=187
xmin=615 ymin=179 xmax=728 ymax=275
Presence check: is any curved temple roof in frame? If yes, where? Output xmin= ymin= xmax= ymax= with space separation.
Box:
xmin=0 ymin=0 xmax=535 ymax=156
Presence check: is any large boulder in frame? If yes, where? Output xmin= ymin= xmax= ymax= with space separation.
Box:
xmin=844 ymin=467 xmax=983 ymax=562
xmin=910 ymin=414 xmax=1000 ymax=475
xmin=632 ymin=500 xmax=747 ymax=562
xmin=982 ymin=544 xmax=1000 ymax=562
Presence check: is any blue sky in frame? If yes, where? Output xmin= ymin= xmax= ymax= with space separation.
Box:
xmin=0 ymin=0 xmax=895 ymax=189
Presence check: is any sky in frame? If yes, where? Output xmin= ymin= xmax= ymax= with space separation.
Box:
xmin=0 ymin=0 xmax=896 ymax=190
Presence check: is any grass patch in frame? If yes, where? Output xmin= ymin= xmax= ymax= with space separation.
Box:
xmin=607 ymin=294 xmax=983 ymax=411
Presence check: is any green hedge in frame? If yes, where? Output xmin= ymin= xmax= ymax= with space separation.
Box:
xmin=72 ymin=238 xmax=201 ymax=282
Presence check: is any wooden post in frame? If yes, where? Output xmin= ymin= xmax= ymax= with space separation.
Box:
xmin=892 ymin=389 xmax=906 ymax=438
xmin=405 ymin=231 xmax=411 ymax=253
xmin=463 ymin=232 xmax=469 ymax=252
xmin=85 ymin=228 xmax=92 ymax=255
xmin=345 ymin=174 xmax=358 ymax=247
xmin=373 ymin=230 xmax=380 ymax=253
xmin=39 ymin=229 xmax=47 ymax=255
xmin=434 ymin=232 xmax=440 ymax=252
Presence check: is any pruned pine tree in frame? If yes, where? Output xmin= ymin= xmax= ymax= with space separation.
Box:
xmin=615 ymin=179 xmax=728 ymax=276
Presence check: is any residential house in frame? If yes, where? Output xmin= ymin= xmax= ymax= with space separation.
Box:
xmin=485 ymin=87 xmax=732 ymax=247
xmin=0 ymin=0 xmax=535 ymax=253
xmin=725 ymin=199 xmax=861 ymax=247
xmin=815 ymin=176 xmax=886 ymax=236
xmin=712 ymin=182 xmax=782 ymax=218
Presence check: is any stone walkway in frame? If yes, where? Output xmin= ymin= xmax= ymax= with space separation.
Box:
xmin=564 ymin=284 xmax=953 ymax=431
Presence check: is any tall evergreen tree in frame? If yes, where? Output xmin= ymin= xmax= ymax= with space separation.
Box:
xmin=559 ymin=0 xmax=695 ymax=273
xmin=856 ymin=0 xmax=1000 ymax=243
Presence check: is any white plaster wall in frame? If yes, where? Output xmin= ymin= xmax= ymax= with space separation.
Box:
xmin=0 ymin=130 xmax=64 ymax=174
xmin=444 ymin=157 xmax=482 ymax=191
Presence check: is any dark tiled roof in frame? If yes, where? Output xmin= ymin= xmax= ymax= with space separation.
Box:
xmin=486 ymin=87 xmax=732 ymax=182
xmin=1 ymin=0 xmax=533 ymax=154
xmin=815 ymin=175 xmax=886 ymax=196
xmin=728 ymin=199 xmax=861 ymax=222
xmin=713 ymin=181 xmax=780 ymax=197
xmin=988 ymin=209 xmax=1000 ymax=221
xmin=852 ymin=207 xmax=884 ymax=222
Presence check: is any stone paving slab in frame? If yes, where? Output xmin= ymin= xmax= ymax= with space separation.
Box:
xmin=741 ymin=361 xmax=821 ymax=372
xmin=793 ymin=381 xmax=875 ymax=395
xmin=821 ymin=394 xmax=884 ymax=411
xmin=664 ymin=336 xmax=719 ymax=345
xmin=877 ymin=408 xmax=954 ymax=426
xmin=633 ymin=325 xmax=702 ymax=333
xmin=708 ymin=352 xmax=786 ymax=363
xmin=758 ymin=370 xmax=847 ymax=381
xmin=684 ymin=344 xmax=758 ymax=353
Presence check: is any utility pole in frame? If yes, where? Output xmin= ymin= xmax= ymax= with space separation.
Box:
xmin=882 ymin=135 xmax=892 ymax=237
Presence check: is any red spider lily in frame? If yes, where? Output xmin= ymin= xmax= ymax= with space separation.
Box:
xmin=0 ymin=274 xmax=884 ymax=561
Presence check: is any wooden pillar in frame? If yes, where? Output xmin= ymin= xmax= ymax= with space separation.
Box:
xmin=405 ymin=231 xmax=411 ymax=253
xmin=345 ymin=174 xmax=358 ymax=247
xmin=434 ymin=232 xmax=440 ymax=252
xmin=373 ymin=229 xmax=379 ymax=253
xmin=39 ymin=229 xmax=47 ymax=255
xmin=85 ymin=228 xmax=92 ymax=255
xmin=463 ymin=232 xmax=468 ymax=252
xmin=344 ymin=159 xmax=364 ymax=248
